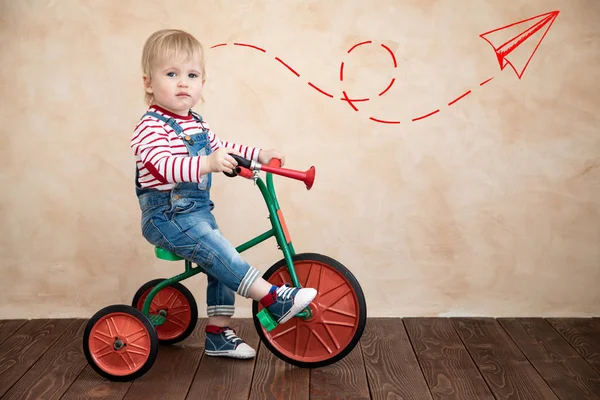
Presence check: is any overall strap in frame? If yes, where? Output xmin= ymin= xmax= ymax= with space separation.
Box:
xmin=143 ymin=111 xmax=184 ymax=135
xmin=189 ymin=110 xmax=211 ymax=132
xmin=189 ymin=110 xmax=203 ymax=123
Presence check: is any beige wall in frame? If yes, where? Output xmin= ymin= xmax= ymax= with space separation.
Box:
xmin=1 ymin=0 xmax=599 ymax=319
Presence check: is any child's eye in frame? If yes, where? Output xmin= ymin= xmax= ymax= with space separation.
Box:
xmin=189 ymin=73 xmax=198 ymax=78
xmin=167 ymin=72 xmax=176 ymax=77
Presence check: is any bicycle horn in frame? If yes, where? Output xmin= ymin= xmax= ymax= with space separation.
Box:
xmin=230 ymin=155 xmax=316 ymax=190
xmin=259 ymin=164 xmax=316 ymax=190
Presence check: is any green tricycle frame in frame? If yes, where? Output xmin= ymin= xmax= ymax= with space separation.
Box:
xmin=144 ymin=169 xmax=310 ymax=329
xmin=83 ymin=157 xmax=367 ymax=382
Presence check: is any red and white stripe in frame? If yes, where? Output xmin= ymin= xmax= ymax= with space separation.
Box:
xmin=131 ymin=105 xmax=260 ymax=191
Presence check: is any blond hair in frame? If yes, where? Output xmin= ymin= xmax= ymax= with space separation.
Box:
xmin=141 ymin=29 xmax=206 ymax=105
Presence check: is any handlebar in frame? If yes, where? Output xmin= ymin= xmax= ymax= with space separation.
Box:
xmin=222 ymin=154 xmax=315 ymax=190
xmin=224 ymin=154 xmax=281 ymax=178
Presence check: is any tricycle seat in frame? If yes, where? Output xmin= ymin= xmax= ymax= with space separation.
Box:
xmin=154 ymin=247 xmax=184 ymax=261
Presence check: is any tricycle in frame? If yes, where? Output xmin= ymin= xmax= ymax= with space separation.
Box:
xmin=82 ymin=156 xmax=367 ymax=381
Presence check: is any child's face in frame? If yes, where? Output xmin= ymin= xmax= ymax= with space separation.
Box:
xmin=144 ymin=52 xmax=205 ymax=116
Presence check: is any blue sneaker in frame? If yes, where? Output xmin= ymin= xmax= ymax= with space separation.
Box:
xmin=204 ymin=325 xmax=256 ymax=359
xmin=260 ymin=284 xmax=317 ymax=325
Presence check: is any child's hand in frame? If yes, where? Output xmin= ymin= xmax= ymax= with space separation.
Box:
xmin=208 ymin=148 xmax=240 ymax=174
xmin=258 ymin=149 xmax=285 ymax=166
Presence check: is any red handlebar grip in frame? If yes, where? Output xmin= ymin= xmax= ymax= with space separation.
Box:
xmin=268 ymin=158 xmax=281 ymax=168
xmin=237 ymin=167 xmax=253 ymax=179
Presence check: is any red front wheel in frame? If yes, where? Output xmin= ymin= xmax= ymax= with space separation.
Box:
xmin=252 ymin=253 xmax=367 ymax=368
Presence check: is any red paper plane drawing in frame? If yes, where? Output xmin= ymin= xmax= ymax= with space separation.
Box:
xmin=480 ymin=10 xmax=560 ymax=79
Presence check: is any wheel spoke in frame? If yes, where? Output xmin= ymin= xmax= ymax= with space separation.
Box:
xmin=106 ymin=318 xmax=116 ymax=337
xmin=304 ymin=262 xmax=315 ymax=287
xmin=167 ymin=305 xmax=190 ymax=315
xmin=302 ymin=329 xmax=312 ymax=357
xmin=125 ymin=328 xmax=147 ymax=343
xmin=165 ymin=315 xmax=188 ymax=329
xmin=126 ymin=349 xmax=149 ymax=357
xmin=295 ymin=320 xmax=301 ymax=355
xmin=310 ymin=328 xmax=333 ymax=354
xmin=324 ymin=323 xmax=341 ymax=350
xmin=327 ymin=307 xmax=357 ymax=318
xmin=119 ymin=351 xmax=135 ymax=370
xmin=319 ymin=281 xmax=346 ymax=297
xmin=128 ymin=342 xmax=150 ymax=352
xmin=94 ymin=329 xmax=114 ymax=343
xmin=322 ymin=288 xmax=352 ymax=309
xmin=92 ymin=335 xmax=112 ymax=346
xmin=277 ymin=271 xmax=287 ymax=284
xmin=167 ymin=292 xmax=180 ymax=308
xmin=317 ymin=264 xmax=323 ymax=293
xmin=271 ymin=324 xmax=297 ymax=339
xmin=123 ymin=315 xmax=132 ymax=338
xmin=323 ymin=320 xmax=356 ymax=327
xmin=94 ymin=344 xmax=113 ymax=359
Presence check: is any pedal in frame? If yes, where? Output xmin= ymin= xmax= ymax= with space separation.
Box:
xmin=256 ymin=308 xmax=278 ymax=332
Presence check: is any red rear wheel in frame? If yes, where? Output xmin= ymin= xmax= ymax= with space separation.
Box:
xmin=132 ymin=279 xmax=198 ymax=345
xmin=252 ymin=253 xmax=366 ymax=368
xmin=83 ymin=304 xmax=158 ymax=381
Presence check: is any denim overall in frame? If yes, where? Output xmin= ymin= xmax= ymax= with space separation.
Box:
xmin=135 ymin=110 xmax=261 ymax=317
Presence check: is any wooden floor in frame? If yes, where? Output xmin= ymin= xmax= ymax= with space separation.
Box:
xmin=0 ymin=317 xmax=599 ymax=399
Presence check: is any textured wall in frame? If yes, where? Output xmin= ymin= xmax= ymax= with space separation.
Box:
xmin=1 ymin=0 xmax=599 ymax=319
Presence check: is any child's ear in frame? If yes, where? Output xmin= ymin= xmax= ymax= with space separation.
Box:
xmin=143 ymin=75 xmax=153 ymax=94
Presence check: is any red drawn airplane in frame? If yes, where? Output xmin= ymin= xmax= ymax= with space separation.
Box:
xmin=480 ymin=10 xmax=560 ymax=79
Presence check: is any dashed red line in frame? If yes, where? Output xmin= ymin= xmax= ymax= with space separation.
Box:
xmin=341 ymin=91 xmax=369 ymax=111
xmin=234 ymin=43 xmax=266 ymax=52
xmin=342 ymin=97 xmax=369 ymax=102
xmin=448 ymin=90 xmax=472 ymax=106
xmin=342 ymin=93 xmax=359 ymax=111
xmin=211 ymin=41 xmax=499 ymax=126
xmin=378 ymin=78 xmax=395 ymax=96
xmin=370 ymin=117 xmax=401 ymax=124
xmin=381 ymin=44 xmax=397 ymax=68
xmin=308 ymin=82 xmax=333 ymax=98
xmin=348 ymin=40 xmax=372 ymax=53
xmin=412 ymin=109 xmax=440 ymax=121
xmin=275 ymin=57 xmax=300 ymax=77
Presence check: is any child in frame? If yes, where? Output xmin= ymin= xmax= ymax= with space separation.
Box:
xmin=131 ymin=29 xmax=317 ymax=359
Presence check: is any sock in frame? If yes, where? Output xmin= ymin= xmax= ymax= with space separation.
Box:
xmin=205 ymin=325 xmax=228 ymax=334
xmin=260 ymin=285 xmax=278 ymax=308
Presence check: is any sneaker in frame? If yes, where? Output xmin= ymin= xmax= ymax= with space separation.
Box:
xmin=204 ymin=325 xmax=256 ymax=359
xmin=260 ymin=284 xmax=318 ymax=325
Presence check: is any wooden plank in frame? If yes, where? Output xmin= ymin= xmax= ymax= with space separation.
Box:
xmin=122 ymin=319 xmax=207 ymax=400
xmin=404 ymin=318 xmax=494 ymax=400
xmin=547 ymin=318 xmax=600 ymax=374
xmin=60 ymin=365 xmax=132 ymax=400
xmin=361 ymin=318 xmax=432 ymax=400
xmin=0 ymin=318 xmax=76 ymax=397
xmin=1 ymin=319 xmax=88 ymax=399
xmin=186 ymin=319 xmax=259 ymax=399
xmin=310 ymin=344 xmax=370 ymax=400
xmin=0 ymin=320 xmax=27 ymax=345
xmin=499 ymin=318 xmax=600 ymax=400
xmin=453 ymin=318 xmax=558 ymax=400
xmin=249 ymin=341 xmax=310 ymax=399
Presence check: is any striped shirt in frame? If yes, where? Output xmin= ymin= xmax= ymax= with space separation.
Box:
xmin=131 ymin=105 xmax=261 ymax=191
